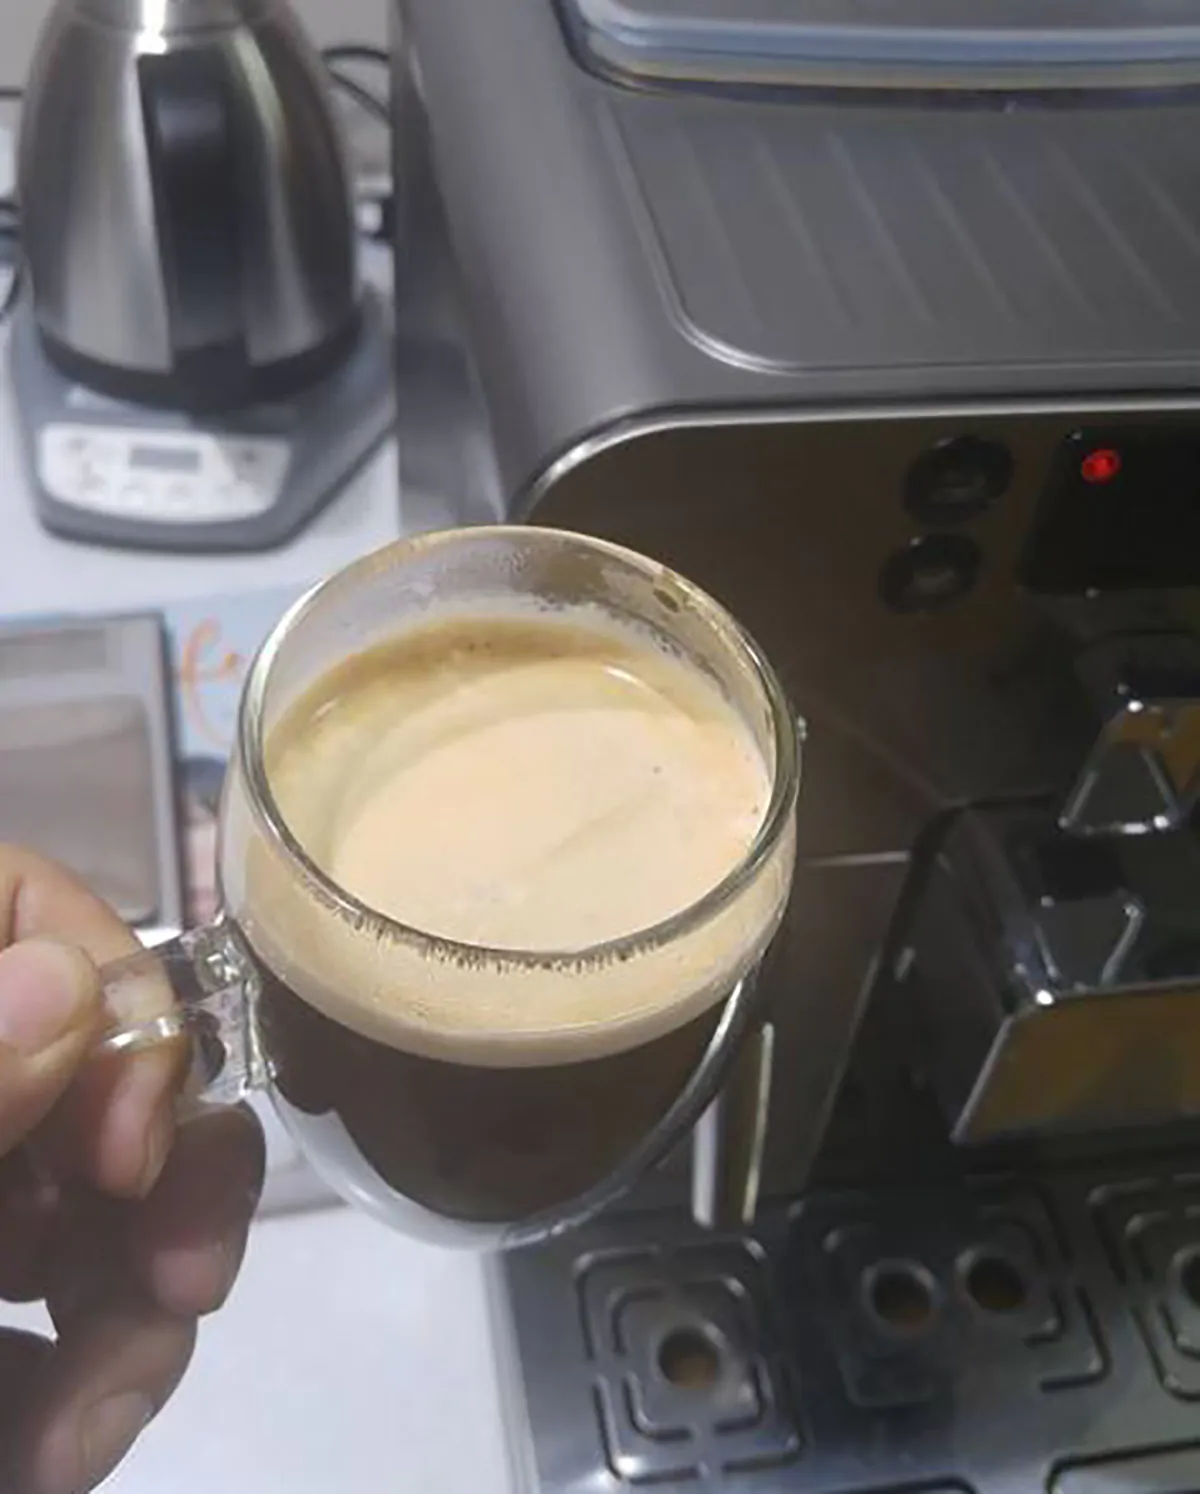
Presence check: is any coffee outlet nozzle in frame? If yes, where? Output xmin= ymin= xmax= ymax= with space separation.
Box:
xmin=895 ymin=631 xmax=1200 ymax=1150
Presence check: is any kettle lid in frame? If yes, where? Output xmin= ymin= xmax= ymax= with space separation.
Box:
xmin=73 ymin=0 xmax=274 ymax=33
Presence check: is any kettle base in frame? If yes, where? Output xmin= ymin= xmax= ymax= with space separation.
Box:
xmin=7 ymin=288 xmax=395 ymax=555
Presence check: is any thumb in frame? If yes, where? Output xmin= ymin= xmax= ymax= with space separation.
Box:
xmin=0 ymin=942 xmax=103 ymax=1157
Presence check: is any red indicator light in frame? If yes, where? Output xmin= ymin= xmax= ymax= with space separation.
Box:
xmin=1081 ymin=447 xmax=1122 ymax=485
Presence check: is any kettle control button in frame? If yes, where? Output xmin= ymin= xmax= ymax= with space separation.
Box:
xmin=233 ymin=444 xmax=263 ymax=474
xmin=904 ymin=437 xmax=1013 ymax=524
xmin=879 ymin=535 xmax=982 ymax=613
xmin=76 ymin=472 xmax=107 ymax=506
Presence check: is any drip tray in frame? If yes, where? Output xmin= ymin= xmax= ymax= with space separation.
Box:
xmin=499 ymin=1165 xmax=1200 ymax=1491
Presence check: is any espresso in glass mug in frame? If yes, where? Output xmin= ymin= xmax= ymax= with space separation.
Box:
xmin=100 ymin=527 xmax=799 ymax=1246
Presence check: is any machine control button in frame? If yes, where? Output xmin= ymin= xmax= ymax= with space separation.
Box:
xmin=905 ymin=437 xmax=1013 ymax=524
xmin=879 ymin=535 xmax=982 ymax=612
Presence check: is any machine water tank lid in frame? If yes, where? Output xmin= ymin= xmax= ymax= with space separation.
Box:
xmin=565 ymin=0 xmax=1200 ymax=90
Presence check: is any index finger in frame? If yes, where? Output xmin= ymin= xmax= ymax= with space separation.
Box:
xmin=0 ymin=846 xmax=182 ymax=1199
xmin=0 ymin=845 xmax=139 ymax=966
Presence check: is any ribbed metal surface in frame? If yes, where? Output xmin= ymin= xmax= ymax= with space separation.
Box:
xmin=607 ymin=97 xmax=1200 ymax=377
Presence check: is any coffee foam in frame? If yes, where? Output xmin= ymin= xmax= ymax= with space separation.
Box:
xmin=229 ymin=607 xmax=795 ymax=1067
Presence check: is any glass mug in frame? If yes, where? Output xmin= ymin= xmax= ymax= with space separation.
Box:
xmin=97 ymin=527 xmax=799 ymax=1248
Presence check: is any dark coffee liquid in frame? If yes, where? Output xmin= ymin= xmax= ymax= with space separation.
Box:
xmin=258 ymin=964 xmax=718 ymax=1224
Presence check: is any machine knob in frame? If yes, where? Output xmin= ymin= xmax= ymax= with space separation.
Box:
xmin=904 ymin=437 xmax=1013 ymax=524
xmin=879 ymin=535 xmax=982 ymax=613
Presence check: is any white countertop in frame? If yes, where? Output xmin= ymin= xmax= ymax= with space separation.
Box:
xmin=141 ymin=1214 xmax=510 ymax=1494
xmin=5 ymin=1212 xmax=515 ymax=1494
xmin=0 ymin=307 xmax=522 ymax=1492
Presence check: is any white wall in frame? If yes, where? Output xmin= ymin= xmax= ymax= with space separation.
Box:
xmin=0 ymin=0 xmax=388 ymax=87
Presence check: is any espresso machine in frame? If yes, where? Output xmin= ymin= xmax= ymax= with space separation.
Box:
xmin=392 ymin=1 xmax=1200 ymax=1487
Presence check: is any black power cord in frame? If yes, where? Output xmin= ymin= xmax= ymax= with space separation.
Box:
xmin=324 ymin=69 xmax=389 ymax=125
xmin=321 ymin=44 xmax=389 ymax=69
xmin=319 ymin=46 xmax=392 ymax=239
xmin=0 ymin=197 xmax=19 ymax=324
xmin=0 ymin=257 xmax=23 ymax=324
xmin=320 ymin=44 xmax=390 ymax=126
xmin=0 ymin=83 xmax=19 ymax=318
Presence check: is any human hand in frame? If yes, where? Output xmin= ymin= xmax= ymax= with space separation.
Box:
xmin=0 ymin=846 xmax=266 ymax=1493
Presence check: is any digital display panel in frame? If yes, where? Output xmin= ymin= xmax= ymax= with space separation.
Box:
xmin=130 ymin=446 xmax=202 ymax=475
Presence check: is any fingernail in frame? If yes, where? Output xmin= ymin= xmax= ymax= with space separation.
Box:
xmin=79 ymin=1393 xmax=154 ymax=1489
xmin=0 ymin=942 xmax=96 ymax=1057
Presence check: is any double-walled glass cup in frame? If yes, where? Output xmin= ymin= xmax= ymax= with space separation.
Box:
xmin=98 ymin=527 xmax=799 ymax=1248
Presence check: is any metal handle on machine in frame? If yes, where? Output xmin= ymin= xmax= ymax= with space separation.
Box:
xmin=691 ymin=1022 xmax=775 ymax=1230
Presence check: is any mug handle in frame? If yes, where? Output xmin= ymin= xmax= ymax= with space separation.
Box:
xmin=93 ymin=921 xmax=263 ymax=1106
xmin=690 ymin=1021 xmax=774 ymax=1230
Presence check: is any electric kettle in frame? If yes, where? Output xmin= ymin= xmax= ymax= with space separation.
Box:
xmin=18 ymin=0 xmax=360 ymax=412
